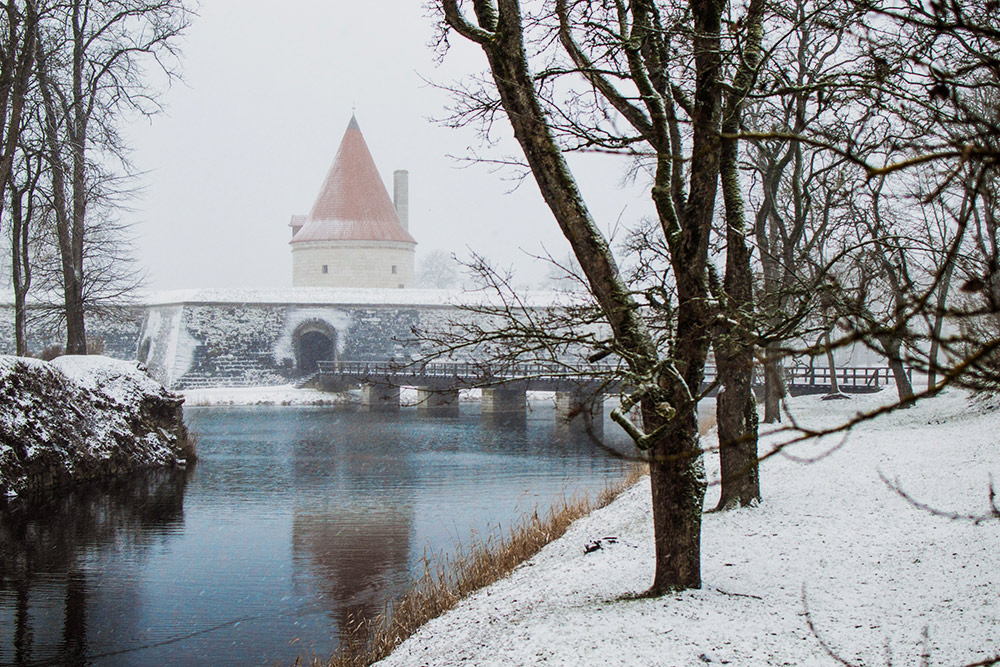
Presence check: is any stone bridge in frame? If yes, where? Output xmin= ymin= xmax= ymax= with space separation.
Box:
xmin=316 ymin=359 xmax=900 ymax=416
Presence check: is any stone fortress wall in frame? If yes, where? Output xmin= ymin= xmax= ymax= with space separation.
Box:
xmin=140 ymin=295 xmax=439 ymax=390
xmin=0 ymin=289 xmax=492 ymax=390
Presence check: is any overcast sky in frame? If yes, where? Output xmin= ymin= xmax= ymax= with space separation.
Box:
xmin=126 ymin=0 xmax=654 ymax=292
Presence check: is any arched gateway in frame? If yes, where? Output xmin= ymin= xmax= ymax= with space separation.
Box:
xmin=294 ymin=321 xmax=337 ymax=375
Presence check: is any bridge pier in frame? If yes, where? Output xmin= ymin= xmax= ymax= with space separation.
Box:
xmin=416 ymin=387 xmax=459 ymax=414
xmin=360 ymin=383 xmax=400 ymax=411
xmin=555 ymin=391 xmax=604 ymax=436
xmin=481 ymin=388 xmax=526 ymax=415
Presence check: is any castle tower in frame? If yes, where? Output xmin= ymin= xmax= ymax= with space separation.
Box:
xmin=290 ymin=115 xmax=416 ymax=288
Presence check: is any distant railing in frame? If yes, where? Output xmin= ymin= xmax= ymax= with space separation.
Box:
xmin=316 ymin=360 xmax=903 ymax=395
xmin=316 ymin=359 xmax=616 ymax=384
xmin=784 ymin=365 xmax=900 ymax=391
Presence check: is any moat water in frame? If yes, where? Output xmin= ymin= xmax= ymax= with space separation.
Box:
xmin=0 ymin=403 xmax=632 ymax=665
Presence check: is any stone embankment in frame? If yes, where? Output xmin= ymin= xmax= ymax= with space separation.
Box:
xmin=0 ymin=355 xmax=193 ymax=500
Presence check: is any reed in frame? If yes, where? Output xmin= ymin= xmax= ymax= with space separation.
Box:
xmin=699 ymin=410 xmax=717 ymax=436
xmin=306 ymin=465 xmax=647 ymax=667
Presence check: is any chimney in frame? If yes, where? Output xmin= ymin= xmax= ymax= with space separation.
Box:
xmin=393 ymin=169 xmax=409 ymax=231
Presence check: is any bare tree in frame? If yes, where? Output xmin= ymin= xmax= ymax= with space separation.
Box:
xmin=6 ymin=125 xmax=45 ymax=355
xmin=0 ymin=0 xmax=37 ymax=207
xmin=0 ymin=1 xmax=41 ymax=356
xmin=417 ymin=249 xmax=463 ymax=289
xmin=831 ymin=0 xmax=1000 ymax=394
xmin=435 ymin=0 xmax=781 ymax=591
xmin=739 ymin=0 xmax=874 ymax=422
xmin=712 ymin=0 xmax=765 ymax=509
xmin=33 ymin=0 xmax=189 ymax=354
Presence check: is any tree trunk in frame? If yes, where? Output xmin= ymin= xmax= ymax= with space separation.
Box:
xmin=52 ymin=138 xmax=87 ymax=354
xmin=647 ymin=404 xmax=705 ymax=591
xmin=822 ymin=329 xmax=852 ymax=400
xmin=824 ymin=330 xmax=840 ymax=394
xmin=888 ymin=354 xmax=914 ymax=405
xmin=67 ymin=3 xmax=89 ymax=355
xmin=14 ymin=297 xmax=27 ymax=357
xmin=927 ymin=256 xmax=955 ymax=390
xmin=762 ymin=345 xmax=785 ymax=423
xmin=713 ymin=0 xmax=764 ymax=510
xmin=715 ymin=164 xmax=761 ymax=508
xmin=443 ymin=0 xmax=715 ymax=592
xmin=714 ymin=356 xmax=760 ymax=509
xmin=882 ymin=337 xmax=914 ymax=405
xmin=11 ymin=184 xmax=29 ymax=356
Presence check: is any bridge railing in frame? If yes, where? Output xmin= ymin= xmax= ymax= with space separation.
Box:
xmin=317 ymin=359 xmax=904 ymax=393
xmin=317 ymin=359 xmax=621 ymax=382
xmin=784 ymin=365 xmax=899 ymax=389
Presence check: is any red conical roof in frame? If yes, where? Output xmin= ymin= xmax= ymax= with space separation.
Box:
xmin=291 ymin=115 xmax=416 ymax=245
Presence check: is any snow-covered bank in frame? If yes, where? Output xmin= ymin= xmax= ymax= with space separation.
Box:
xmin=179 ymin=386 xmax=479 ymax=406
xmin=180 ymin=386 xmax=557 ymax=407
xmin=181 ymin=384 xmax=355 ymax=406
xmin=377 ymin=389 xmax=999 ymax=666
xmin=0 ymin=356 xmax=191 ymax=499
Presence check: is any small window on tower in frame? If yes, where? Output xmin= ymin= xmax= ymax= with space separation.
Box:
xmin=391 ymin=265 xmax=398 ymax=274
xmin=322 ymin=265 xmax=328 ymax=274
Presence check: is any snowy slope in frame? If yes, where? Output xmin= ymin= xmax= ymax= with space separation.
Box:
xmin=378 ymin=389 xmax=1000 ymax=666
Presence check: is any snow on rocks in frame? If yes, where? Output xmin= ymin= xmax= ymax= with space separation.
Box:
xmin=0 ymin=355 xmax=192 ymax=499
xmin=377 ymin=388 xmax=1000 ymax=666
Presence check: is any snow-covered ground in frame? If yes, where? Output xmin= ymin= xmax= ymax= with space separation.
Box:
xmin=377 ymin=388 xmax=1000 ymax=666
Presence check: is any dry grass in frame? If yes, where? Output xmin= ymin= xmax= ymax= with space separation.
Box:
xmin=306 ymin=465 xmax=647 ymax=667
xmin=699 ymin=411 xmax=717 ymax=436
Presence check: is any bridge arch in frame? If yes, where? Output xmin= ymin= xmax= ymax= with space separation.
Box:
xmin=293 ymin=320 xmax=338 ymax=375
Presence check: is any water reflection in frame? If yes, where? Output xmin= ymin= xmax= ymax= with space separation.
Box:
xmin=0 ymin=469 xmax=188 ymax=666
xmin=290 ymin=412 xmax=416 ymax=632
xmin=293 ymin=503 xmax=412 ymax=632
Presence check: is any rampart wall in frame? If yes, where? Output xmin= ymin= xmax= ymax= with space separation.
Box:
xmin=140 ymin=300 xmax=455 ymax=389
xmin=0 ymin=289 xmax=483 ymax=390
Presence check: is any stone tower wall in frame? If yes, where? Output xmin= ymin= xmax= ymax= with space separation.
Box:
xmin=291 ymin=241 xmax=415 ymax=289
